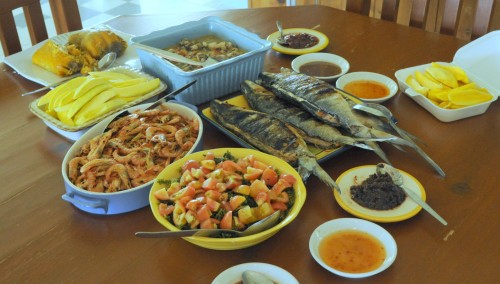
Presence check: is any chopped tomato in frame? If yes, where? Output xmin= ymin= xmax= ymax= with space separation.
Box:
xmin=154 ymin=188 xmax=169 ymax=200
xmin=252 ymin=160 xmax=268 ymax=170
xmin=159 ymin=203 xmax=174 ymax=217
xmin=182 ymin=159 xmax=200 ymax=172
xmin=255 ymin=191 xmax=270 ymax=206
xmin=220 ymin=211 xmax=233 ymax=230
xmin=233 ymin=184 xmax=251 ymax=195
xmin=205 ymin=189 xmax=221 ymax=201
xmin=271 ymin=178 xmax=292 ymax=194
xmin=185 ymin=199 xmax=201 ymax=211
xmin=196 ymin=204 xmax=211 ymax=222
xmin=261 ymin=167 xmax=278 ymax=186
xmin=200 ymin=159 xmax=216 ymax=171
xmin=206 ymin=197 xmax=221 ymax=212
xmin=229 ymin=195 xmax=246 ymax=210
xmin=220 ymin=160 xmax=243 ymax=172
xmin=279 ymin=174 xmax=297 ymax=185
xmin=244 ymin=167 xmax=263 ymax=181
xmin=202 ymin=177 xmax=217 ymax=191
xmin=204 ymin=152 xmax=215 ymax=160
xmin=271 ymin=201 xmax=288 ymax=211
xmin=249 ymin=179 xmax=269 ymax=198
xmin=200 ymin=218 xmax=216 ymax=229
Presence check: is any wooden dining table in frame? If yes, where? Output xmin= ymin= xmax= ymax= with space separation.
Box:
xmin=1 ymin=5 xmax=498 ymax=283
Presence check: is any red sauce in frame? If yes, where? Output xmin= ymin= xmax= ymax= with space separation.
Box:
xmin=344 ymin=80 xmax=389 ymax=99
xmin=319 ymin=230 xmax=386 ymax=273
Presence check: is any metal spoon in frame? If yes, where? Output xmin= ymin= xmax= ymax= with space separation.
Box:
xmin=334 ymin=86 xmax=445 ymax=177
xmin=135 ymin=210 xmax=281 ymax=238
xmin=21 ymin=52 xmax=117 ymax=96
xmin=276 ymin=20 xmax=287 ymax=45
xmin=376 ymin=163 xmax=448 ymax=225
xmin=242 ymin=271 xmax=274 ymax=284
xmin=134 ymin=43 xmax=218 ymax=68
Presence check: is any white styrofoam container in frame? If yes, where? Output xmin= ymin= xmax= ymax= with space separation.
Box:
xmin=395 ymin=30 xmax=499 ymax=122
xmin=130 ymin=16 xmax=272 ymax=105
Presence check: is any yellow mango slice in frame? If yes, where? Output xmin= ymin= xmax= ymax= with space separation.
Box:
xmin=74 ymin=98 xmax=127 ymax=126
xmin=406 ymin=75 xmax=429 ymax=96
xmin=88 ymin=71 xmax=134 ymax=81
xmin=431 ymin=62 xmax=469 ymax=83
xmin=67 ymin=83 xmax=112 ymax=118
xmin=114 ymin=78 xmax=160 ymax=98
xmin=111 ymin=77 xmax=147 ymax=87
xmin=73 ymin=77 xmax=110 ymax=99
xmin=427 ymin=89 xmax=447 ymax=103
xmin=415 ymin=71 xmax=444 ymax=90
xmin=73 ymin=89 xmax=117 ymax=123
xmin=426 ymin=66 xmax=458 ymax=88
xmin=448 ymin=89 xmax=493 ymax=106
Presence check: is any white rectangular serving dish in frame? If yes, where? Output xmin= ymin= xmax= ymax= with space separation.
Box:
xmin=395 ymin=30 xmax=499 ymax=122
xmin=130 ymin=16 xmax=272 ymax=105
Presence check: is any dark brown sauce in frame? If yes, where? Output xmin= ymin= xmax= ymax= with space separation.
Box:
xmin=350 ymin=173 xmax=406 ymax=210
xmin=299 ymin=61 xmax=342 ymax=77
xmin=280 ymin=33 xmax=319 ymax=49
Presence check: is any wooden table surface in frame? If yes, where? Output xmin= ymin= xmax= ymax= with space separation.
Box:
xmin=1 ymin=6 xmax=499 ymax=283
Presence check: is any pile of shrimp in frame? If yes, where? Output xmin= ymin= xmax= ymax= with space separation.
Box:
xmin=68 ymin=105 xmax=199 ymax=193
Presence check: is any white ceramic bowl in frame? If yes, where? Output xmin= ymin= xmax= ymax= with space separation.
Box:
xmin=336 ymin=71 xmax=398 ymax=103
xmin=61 ymin=101 xmax=203 ymax=215
xmin=309 ymin=218 xmax=397 ymax=278
xmin=291 ymin=52 xmax=349 ymax=81
xmin=212 ymin=263 xmax=299 ymax=284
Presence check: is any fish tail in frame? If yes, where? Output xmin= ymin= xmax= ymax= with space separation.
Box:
xmin=298 ymin=156 xmax=341 ymax=194
xmin=366 ymin=141 xmax=391 ymax=165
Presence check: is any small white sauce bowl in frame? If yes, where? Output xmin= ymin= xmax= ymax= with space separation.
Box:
xmin=309 ymin=218 xmax=397 ymax=278
xmin=291 ymin=52 xmax=350 ymax=81
xmin=336 ymin=71 xmax=399 ymax=103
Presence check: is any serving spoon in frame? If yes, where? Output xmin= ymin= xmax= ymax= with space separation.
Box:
xmin=134 ymin=43 xmax=218 ymax=68
xmin=135 ymin=210 xmax=281 ymax=238
xmin=21 ymin=52 xmax=117 ymax=97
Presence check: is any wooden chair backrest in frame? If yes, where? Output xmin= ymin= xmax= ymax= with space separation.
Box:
xmin=0 ymin=0 xmax=82 ymax=56
xmin=316 ymin=0 xmax=499 ymax=41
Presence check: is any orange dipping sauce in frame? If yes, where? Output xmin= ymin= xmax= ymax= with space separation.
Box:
xmin=319 ymin=230 xmax=386 ymax=273
xmin=344 ymin=80 xmax=390 ymax=99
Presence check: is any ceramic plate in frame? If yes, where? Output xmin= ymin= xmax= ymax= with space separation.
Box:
xmin=4 ymin=25 xmax=140 ymax=86
xmin=266 ymin=28 xmax=329 ymax=55
xmin=200 ymin=95 xmax=349 ymax=163
xmin=212 ymin=262 xmax=298 ymax=284
xmin=334 ymin=165 xmax=425 ymax=222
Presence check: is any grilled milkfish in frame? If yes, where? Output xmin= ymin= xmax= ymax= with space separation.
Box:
xmin=241 ymin=80 xmax=375 ymax=151
xmin=259 ymin=69 xmax=416 ymax=163
xmin=210 ymin=99 xmax=341 ymax=193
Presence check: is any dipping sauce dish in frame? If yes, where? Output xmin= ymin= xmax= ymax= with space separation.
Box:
xmin=291 ymin=52 xmax=349 ymax=81
xmin=336 ymin=71 xmax=398 ymax=103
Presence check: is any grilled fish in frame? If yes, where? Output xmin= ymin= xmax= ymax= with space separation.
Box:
xmin=210 ymin=99 xmax=341 ymax=193
xmin=259 ymin=69 xmax=417 ymax=163
xmin=241 ymin=80 xmax=375 ymax=151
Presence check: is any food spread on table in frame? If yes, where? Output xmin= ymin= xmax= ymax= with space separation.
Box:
xmin=12 ymin=16 xmax=498 ymax=280
xmin=31 ymin=29 xmax=128 ymax=76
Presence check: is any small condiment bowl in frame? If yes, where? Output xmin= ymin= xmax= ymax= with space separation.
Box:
xmin=336 ymin=71 xmax=398 ymax=103
xmin=309 ymin=218 xmax=397 ymax=278
xmin=291 ymin=52 xmax=349 ymax=82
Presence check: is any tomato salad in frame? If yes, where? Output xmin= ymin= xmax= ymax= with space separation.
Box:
xmin=153 ymin=151 xmax=296 ymax=236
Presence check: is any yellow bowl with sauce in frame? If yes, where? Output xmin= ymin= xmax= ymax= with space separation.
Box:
xmin=291 ymin=52 xmax=350 ymax=82
xmin=309 ymin=218 xmax=397 ymax=278
xmin=336 ymin=71 xmax=399 ymax=103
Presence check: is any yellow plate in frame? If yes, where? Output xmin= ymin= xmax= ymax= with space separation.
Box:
xmin=200 ymin=95 xmax=345 ymax=163
xmin=266 ymin=28 xmax=329 ymax=55
xmin=150 ymin=148 xmax=307 ymax=250
xmin=334 ymin=165 xmax=426 ymax=223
